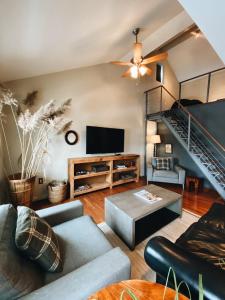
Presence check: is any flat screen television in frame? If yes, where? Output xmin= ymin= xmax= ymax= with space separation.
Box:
xmin=86 ymin=126 xmax=124 ymax=154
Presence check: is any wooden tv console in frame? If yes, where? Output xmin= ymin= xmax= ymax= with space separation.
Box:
xmin=68 ymin=154 xmax=140 ymax=197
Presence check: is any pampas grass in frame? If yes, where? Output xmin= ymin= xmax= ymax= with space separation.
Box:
xmin=0 ymin=84 xmax=73 ymax=180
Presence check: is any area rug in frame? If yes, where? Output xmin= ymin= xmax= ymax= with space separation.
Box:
xmin=98 ymin=210 xmax=198 ymax=281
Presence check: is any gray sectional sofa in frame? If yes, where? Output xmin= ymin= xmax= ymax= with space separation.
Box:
xmin=0 ymin=201 xmax=131 ymax=300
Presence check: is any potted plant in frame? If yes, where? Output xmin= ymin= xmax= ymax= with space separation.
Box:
xmin=0 ymin=84 xmax=72 ymax=206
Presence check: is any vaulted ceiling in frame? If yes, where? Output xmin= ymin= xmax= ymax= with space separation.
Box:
xmin=0 ymin=0 xmax=183 ymax=81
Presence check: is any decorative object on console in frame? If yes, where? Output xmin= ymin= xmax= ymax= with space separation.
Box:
xmin=48 ymin=180 xmax=67 ymax=204
xmin=119 ymin=172 xmax=136 ymax=180
xmin=65 ymin=130 xmax=79 ymax=145
xmin=91 ymin=164 xmax=110 ymax=173
xmin=75 ymin=184 xmax=92 ymax=192
xmin=165 ymin=143 xmax=172 ymax=154
xmin=148 ymin=135 xmax=161 ymax=156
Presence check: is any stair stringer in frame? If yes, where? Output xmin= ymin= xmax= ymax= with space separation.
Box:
xmin=162 ymin=116 xmax=225 ymax=199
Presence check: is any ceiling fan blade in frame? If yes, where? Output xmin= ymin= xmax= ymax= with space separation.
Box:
xmin=133 ymin=42 xmax=142 ymax=60
xmin=110 ymin=61 xmax=132 ymax=66
xmin=145 ymin=66 xmax=152 ymax=76
xmin=121 ymin=68 xmax=131 ymax=78
xmin=142 ymin=52 xmax=168 ymax=65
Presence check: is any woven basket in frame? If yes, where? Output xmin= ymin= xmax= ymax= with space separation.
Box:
xmin=48 ymin=181 xmax=67 ymax=203
xmin=8 ymin=174 xmax=36 ymax=207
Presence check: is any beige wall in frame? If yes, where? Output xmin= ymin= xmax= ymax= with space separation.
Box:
xmin=6 ymin=63 xmax=149 ymax=200
xmin=5 ymin=60 xmax=178 ymax=201
xmin=0 ymin=135 xmax=5 ymax=203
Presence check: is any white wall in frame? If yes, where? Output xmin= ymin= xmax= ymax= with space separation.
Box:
xmin=6 ymin=63 xmax=149 ymax=200
xmin=178 ymin=0 xmax=225 ymax=64
xmin=168 ymin=36 xmax=224 ymax=82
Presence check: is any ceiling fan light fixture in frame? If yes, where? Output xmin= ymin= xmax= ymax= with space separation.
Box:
xmin=110 ymin=28 xmax=168 ymax=80
xmin=130 ymin=65 xmax=139 ymax=79
xmin=139 ymin=65 xmax=147 ymax=76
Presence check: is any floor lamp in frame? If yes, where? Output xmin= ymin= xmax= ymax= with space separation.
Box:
xmin=149 ymin=135 xmax=161 ymax=157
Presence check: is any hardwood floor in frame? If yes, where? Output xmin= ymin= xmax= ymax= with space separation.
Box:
xmin=32 ymin=177 xmax=224 ymax=223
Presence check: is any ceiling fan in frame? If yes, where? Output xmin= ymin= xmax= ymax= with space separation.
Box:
xmin=111 ymin=28 xmax=168 ymax=79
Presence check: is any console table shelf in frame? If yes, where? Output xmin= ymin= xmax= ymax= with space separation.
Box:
xmin=68 ymin=154 xmax=140 ymax=197
xmin=113 ymin=166 xmax=137 ymax=173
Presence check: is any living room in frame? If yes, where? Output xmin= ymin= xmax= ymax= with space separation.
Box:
xmin=0 ymin=1 xmax=224 ymax=300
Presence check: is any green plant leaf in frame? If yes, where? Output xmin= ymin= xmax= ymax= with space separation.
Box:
xmin=120 ymin=289 xmax=139 ymax=300
xmin=198 ymin=274 xmax=204 ymax=300
xmin=163 ymin=267 xmax=179 ymax=300
xmin=177 ymin=280 xmax=192 ymax=300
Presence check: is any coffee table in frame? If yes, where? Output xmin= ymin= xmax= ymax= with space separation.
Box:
xmin=105 ymin=184 xmax=182 ymax=250
xmin=88 ymin=279 xmax=188 ymax=299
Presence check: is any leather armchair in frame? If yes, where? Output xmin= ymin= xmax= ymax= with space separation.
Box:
xmin=147 ymin=157 xmax=186 ymax=188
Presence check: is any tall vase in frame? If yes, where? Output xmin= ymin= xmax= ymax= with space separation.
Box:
xmin=8 ymin=173 xmax=36 ymax=207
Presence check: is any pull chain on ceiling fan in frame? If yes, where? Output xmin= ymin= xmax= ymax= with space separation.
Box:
xmin=111 ymin=28 xmax=168 ymax=79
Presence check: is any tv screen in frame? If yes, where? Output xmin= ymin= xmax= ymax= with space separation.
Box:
xmin=86 ymin=126 xmax=124 ymax=154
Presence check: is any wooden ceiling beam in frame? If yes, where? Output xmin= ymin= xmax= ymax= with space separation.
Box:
xmin=144 ymin=24 xmax=199 ymax=58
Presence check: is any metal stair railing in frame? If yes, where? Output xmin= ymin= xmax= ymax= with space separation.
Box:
xmin=165 ymin=109 xmax=225 ymax=188
xmin=145 ymin=85 xmax=225 ymax=159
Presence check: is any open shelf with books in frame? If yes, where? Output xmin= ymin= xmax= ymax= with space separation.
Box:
xmin=68 ymin=154 xmax=140 ymax=197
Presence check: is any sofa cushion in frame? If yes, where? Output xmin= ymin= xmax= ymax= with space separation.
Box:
xmin=0 ymin=204 xmax=43 ymax=300
xmin=154 ymin=170 xmax=178 ymax=179
xmin=45 ymin=215 xmax=112 ymax=284
xmin=198 ymin=203 xmax=225 ymax=234
xmin=16 ymin=206 xmax=63 ymax=273
xmin=176 ymin=221 xmax=225 ymax=270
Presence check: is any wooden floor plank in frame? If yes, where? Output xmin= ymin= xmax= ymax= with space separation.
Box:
xmin=32 ymin=178 xmax=224 ymax=223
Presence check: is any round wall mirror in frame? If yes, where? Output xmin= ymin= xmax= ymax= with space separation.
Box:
xmin=65 ymin=130 xmax=79 ymax=145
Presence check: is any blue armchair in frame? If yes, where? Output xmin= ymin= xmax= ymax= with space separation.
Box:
xmin=147 ymin=157 xmax=186 ymax=189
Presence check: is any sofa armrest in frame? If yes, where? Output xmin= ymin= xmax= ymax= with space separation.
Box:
xmin=174 ymin=165 xmax=185 ymax=185
xmin=21 ymin=247 xmax=131 ymax=300
xmin=147 ymin=166 xmax=154 ymax=182
xmin=36 ymin=201 xmax=83 ymax=226
xmin=144 ymin=236 xmax=225 ymax=300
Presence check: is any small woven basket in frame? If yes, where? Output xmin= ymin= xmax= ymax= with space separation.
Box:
xmin=48 ymin=180 xmax=67 ymax=203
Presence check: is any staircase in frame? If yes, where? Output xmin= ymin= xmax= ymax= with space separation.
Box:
xmin=145 ymin=85 xmax=225 ymax=199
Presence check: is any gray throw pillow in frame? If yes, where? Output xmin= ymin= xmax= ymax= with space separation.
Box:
xmin=0 ymin=204 xmax=43 ymax=300
xmin=16 ymin=206 xmax=63 ymax=273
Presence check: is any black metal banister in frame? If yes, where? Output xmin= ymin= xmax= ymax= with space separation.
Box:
xmin=145 ymin=85 xmax=225 ymax=155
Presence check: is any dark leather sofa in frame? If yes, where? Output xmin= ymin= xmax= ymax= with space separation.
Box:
xmin=144 ymin=203 xmax=225 ymax=300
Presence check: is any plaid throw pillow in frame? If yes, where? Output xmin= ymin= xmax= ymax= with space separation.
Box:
xmin=15 ymin=206 xmax=62 ymax=273
xmin=155 ymin=157 xmax=170 ymax=170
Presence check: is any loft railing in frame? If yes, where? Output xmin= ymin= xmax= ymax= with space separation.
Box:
xmin=144 ymin=85 xmax=176 ymax=115
xmin=179 ymin=67 xmax=225 ymax=102
xmin=144 ymin=85 xmax=225 ymax=158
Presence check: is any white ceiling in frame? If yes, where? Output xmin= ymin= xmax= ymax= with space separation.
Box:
xmin=168 ymin=35 xmax=224 ymax=82
xmin=0 ymin=0 xmax=183 ymax=82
